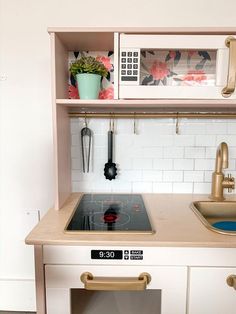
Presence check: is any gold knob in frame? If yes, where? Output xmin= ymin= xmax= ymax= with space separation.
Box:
xmin=226 ymin=275 xmax=236 ymax=289
xmin=227 ymin=174 xmax=235 ymax=192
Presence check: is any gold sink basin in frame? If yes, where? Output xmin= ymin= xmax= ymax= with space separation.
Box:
xmin=191 ymin=201 xmax=236 ymax=235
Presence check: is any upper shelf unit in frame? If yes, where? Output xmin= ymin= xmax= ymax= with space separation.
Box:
xmin=49 ymin=27 xmax=236 ymax=112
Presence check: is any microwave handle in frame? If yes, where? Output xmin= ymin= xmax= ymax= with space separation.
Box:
xmin=80 ymin=272 xmax=151 ymax=291
xmin=222 ymin=36 xmax=236 ymax=97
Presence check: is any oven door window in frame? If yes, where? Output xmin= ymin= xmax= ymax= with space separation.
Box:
xmin=140 ymin=49 xmax=217 ymax=87
xmin=71 ymin=289 xmax=162 ymax=314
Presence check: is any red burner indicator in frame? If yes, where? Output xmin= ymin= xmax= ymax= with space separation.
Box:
xmin=103 ymin=213 xmax=118 ymax=223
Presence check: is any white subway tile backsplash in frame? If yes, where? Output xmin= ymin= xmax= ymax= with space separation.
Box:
xmin=94 ymin=134 xmax=107 ymax=146
xmin=173 ymin=182 xmax=193 ymax=193
xmin=72 ymin=158 xmax=81 ymax=170
xmin=137 ymin=134 xmax=174 ymax=147
xmin=153 ymin=159 xmax=173 ymax=170
xmin=228 ymin=123 xmax=236 ymax=134
xmin=173 ymin=135 xmax=195 ymax=146
xmin=71 ymin=147 xmax=80 ymax=158
xmin=181 ymin=123 xmax=206 ymax=135
xmin=229 ymin=148 xmax=236 ymax=158
xmin=184 ymin=171 xmax=204 ymax=182
xmin=185 ymin=147 xmax=205 ymax=159
xmin=163 ymin=171 xmax=183 ymax=182
xmin=119 ymin=170 xmax=142 ymax=182
xmin=228 ymin=159 xmax=236 ymax=171
xmin=204 ymin=171 xmax=212 ymax=182
xmin=142 ymin=170 xmax=162 ymax=182
xmin=193 ymin=183 xmax=211 ymax=194
xmin=195 ymin=135 xmax=216 ymax=146
xmin=195 ymin=159 xmax=215 ymax=170
xmin=111 ymin=180 xmax=132 ymax=192
xmin=70 ymin=121 xmax=80 ymax=134
xmin=153 ymin=182 xmax=173 ymax=193
xmin=133 ymin=158 xmax=153 ymax=170
xmin=132 ymin=146 xmax=163 ymax=158
xmin=132 ymin=182 xmax=153 ymax=193
xmin=71 ymin=134 xmax=80 ymax=146
xmin=91 ymin=180 xmax=113 ymax=192
xmin=70 ymin=118 xmax=236 ymax=195
xmin=174 ymin=159 xmax=194 ymax=170
xmin=116 ymin=158 xmax=133 ymax=170
xmin=216 ymin=135 xmax=236 ymax=146
xmin=163 ymin=147 xmax=184 ymax=158
xmin=206 ymin=123 xmax=227 ymax=134
xmin=205 ymin=147 xmax=217 ymax=158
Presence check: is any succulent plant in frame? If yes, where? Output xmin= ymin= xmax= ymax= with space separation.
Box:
xmin=70 ymin=56 xmax=108 ymax=78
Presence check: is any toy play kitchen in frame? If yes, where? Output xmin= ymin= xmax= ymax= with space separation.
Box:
xmin=26 ymin=27 xmax=236 ymax=314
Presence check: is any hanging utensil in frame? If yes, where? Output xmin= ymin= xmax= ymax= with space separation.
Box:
xmin=81 ymin=116 xmax=92 ymax=173
xmin=104 ymin=117 xmax=117 ymax=180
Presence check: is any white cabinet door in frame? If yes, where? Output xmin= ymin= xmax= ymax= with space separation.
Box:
xmin=45 ymin=265 xmax=187 ymax=314
xmin=188 ymin=267 xmax=236 ymax=314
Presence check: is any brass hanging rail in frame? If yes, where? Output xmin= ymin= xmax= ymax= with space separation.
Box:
xmin=69 ymin=112 xmax=236 ymax=119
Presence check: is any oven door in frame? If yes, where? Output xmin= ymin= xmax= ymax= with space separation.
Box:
xmin=119 ymin=34 xmax=236 ymax=99
xmin=45 ymin=265 xmax=187 ymax=314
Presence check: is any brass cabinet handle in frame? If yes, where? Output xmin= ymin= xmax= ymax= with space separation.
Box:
xmin=226 ymin=274 xmax=236 ymax=290
xmin=222 ymin=36 xmax=236 ymax=98
xmin=80 ymin=272 xmax=151 ymax=291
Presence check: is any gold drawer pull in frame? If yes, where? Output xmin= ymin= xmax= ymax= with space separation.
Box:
xmin=80 ymin=272 xmax=151 ymax=291
xmin=222 ymin=36 xmax=236 ymax=98
xmin=226 ymin=274 xmax=236 ymax=290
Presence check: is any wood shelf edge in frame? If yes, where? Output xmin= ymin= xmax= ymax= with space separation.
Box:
xmin=56 ymin=99 xmax=236 ymax=112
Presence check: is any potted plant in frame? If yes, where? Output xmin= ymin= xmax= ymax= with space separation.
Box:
xmin=70 ymin=56 xmax=108 ymax=99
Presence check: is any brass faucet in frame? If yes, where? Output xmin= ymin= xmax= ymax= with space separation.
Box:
xmin=210 ymin=142 xmax=235 ymax=201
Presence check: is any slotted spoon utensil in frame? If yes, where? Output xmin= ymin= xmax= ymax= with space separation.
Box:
xmin=104 ymin=128 xmax=117 ymax=180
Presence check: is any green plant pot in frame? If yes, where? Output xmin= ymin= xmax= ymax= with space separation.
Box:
xmin=76 ymin=73 xmax=101 ymax=99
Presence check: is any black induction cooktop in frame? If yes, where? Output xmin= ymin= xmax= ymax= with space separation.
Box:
xmin=65 ymin=194 xmax=153 ymax=234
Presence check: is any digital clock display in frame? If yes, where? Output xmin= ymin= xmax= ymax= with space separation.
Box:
xmin=91 ymin=250 xmax=123 ymax=260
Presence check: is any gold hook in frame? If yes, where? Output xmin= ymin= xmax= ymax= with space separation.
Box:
xmin=112 ymin=112 xmax=115 ymax=133
xmin=84 ymin=112 xmax=88 ymax=128
xmin=175 ymin=112 xmax=180 ymax=135
xmin=109 ymin=113 xmax=112 ymax=131
xmin=133 ymin=112 xmax=137 ymax=134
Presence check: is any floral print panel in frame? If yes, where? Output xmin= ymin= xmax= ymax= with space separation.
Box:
xmin=140 ymin=50 xmax=216 ymax=86
xmin=68 ymin=51 xmax=114 ymax=99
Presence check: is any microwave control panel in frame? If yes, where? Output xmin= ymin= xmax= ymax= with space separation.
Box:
xmin=119 ymin=48 xmax=140 ymax=85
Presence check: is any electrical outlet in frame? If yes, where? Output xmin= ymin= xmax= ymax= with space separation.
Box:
xmin=0 ymin=74 xmax=7 ymax=81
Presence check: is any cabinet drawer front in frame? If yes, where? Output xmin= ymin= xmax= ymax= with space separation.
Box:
xmin=189 ymin=267 xmax=236 ymax=314
xmin=45 ymin=265 xmax=186 ymax=289
xmin=46 ymin=265 xmax=187 ymax=314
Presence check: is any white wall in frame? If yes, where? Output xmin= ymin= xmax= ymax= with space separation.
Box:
xmin=0 ymin=0 xmax=236 ymax=311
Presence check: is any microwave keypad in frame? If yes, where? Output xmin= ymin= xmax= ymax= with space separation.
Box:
xmin=120 ymin=49 xmax=140 ymax=84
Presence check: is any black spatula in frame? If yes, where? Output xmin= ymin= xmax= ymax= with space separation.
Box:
xmin=104 ymin=130 xmax=117 ymax=180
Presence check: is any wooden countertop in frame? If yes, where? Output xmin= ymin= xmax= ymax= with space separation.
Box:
xmin=25 ymin=193 xmax=236 ymax=247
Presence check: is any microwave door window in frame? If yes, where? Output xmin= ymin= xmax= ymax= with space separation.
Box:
xmin=140 ymin=49 xmax=216 ymax=87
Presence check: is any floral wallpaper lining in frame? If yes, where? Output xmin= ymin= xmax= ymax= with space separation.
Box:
xmin=68 ymin=49 xmax=217 ymax=99
xmin=140 ymin=49 xmax=216 ymax=87
xmin=68 ymin=51 xmax=114 ymax=99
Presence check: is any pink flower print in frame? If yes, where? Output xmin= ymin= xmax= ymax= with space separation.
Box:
xmin=183 ymin=70 xmax=207 ymax=85
xmin=169 ymin=50 xmax=176 ymax=59
xmin=69 ymin=84 xmax=79 ymax=99
xmin=150 ymin=61 xmax=170 ymax=80
xmin=99 ymin=86 xmax=114 ymax=99
xmin=188 ymin=50 xmax=197 ymax=57
xmin=96 ymin=56 xmax=113 ymax=71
